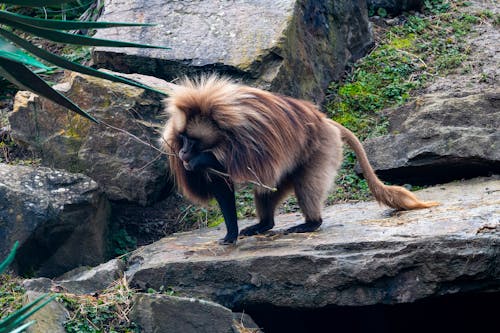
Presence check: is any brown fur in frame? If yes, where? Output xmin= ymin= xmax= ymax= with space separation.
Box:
xmin=161 ymin=75 xmax=438 ymax=218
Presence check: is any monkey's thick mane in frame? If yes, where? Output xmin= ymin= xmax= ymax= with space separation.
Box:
xmin=164 ymin=75 xmax=326 ymax=191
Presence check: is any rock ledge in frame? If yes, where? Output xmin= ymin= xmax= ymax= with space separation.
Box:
xmin=125 ymin=177 xmax=500 ymax=309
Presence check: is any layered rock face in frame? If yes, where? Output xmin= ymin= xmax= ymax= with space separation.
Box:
xmin=361 ymin=91 xmax=500 ymax=184
xmin=0 ymin=163 xmax=110 ymax=277
xmin=9 ymin=72 xmax=169 ymax=206
xmin=92 ymin=0 xmax=373 ymax=104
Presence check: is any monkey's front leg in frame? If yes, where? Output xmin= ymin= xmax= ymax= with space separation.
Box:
xmin=188 ymin=152 xmax=239 ymax=244
xmin=210 ymin=176 xmax=238 ymax=245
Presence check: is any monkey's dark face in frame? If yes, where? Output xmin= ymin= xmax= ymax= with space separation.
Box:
xmin=178 ymin=133 xmax=199 ymax=170
xmin=177 ymin=116 xmax=222 ymax=171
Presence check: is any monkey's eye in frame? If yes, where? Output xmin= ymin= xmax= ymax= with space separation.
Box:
xmin=178 ymin=133 xmax=189 ymax=143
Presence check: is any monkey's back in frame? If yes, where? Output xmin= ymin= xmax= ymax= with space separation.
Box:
xmin=162 ymin=75 xmax=343 ymax=198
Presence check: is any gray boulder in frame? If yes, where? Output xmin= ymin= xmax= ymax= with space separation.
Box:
xmin=130 ymin=293 xmax=253 ymax=333
xmin=23 ymin=259 xmax=125 ymax=294
xmin=0 ymin=163 xmax=110 ymax=277
xmin=361 ymin=91 xmax=500 ymax=184
xmin=92 ymin=0 xmax=373 ymax=104
xmin=24 ymin=291 xmax=69 ymax=333
xmin=55 ymin=259 xmax=125 ymax=294
xmin=9 ymin=72 xmax=169 ymax=206
xmin=124 ymin=177 xmax=500 ymax=309
xmin=23 ymin=263 xmax=262 ymax=332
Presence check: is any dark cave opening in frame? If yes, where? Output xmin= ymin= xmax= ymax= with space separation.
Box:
xmin=373 ymin=157 xmax=500 ymax=186
xmin=240 ymin=292 xmax=499 ymax=333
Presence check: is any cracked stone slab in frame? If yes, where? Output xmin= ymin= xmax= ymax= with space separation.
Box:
xmin=124 ymin=177 xmax=499 ymax=309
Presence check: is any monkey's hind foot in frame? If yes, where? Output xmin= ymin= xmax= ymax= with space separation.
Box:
xmin=240 ymin=223 xmax=274 ymax=236
xmin=285 ymin=220 xmax=322 ymax=234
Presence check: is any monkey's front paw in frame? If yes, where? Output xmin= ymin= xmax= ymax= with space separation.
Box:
xmin=218 ymin=236 xmax=237 ymax=245
xmin=219 ymin=230 xmax=238 ymax=245
xmin=240 ymin=223 xmax=273 ymax=236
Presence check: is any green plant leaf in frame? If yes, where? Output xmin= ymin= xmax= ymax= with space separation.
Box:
xmin=2 ymin=17 xmax=169 ymax=49
xmin=0 ymin=241 xmax=18 ymax=274
xmin=0 ymin=294 xmax=56 ymax=332
xmin=0 ymin=1 xmax=72 ymax=5
xmin=0 ymin=36 xmax=49 ymax=69
xmin=3 ymin=320 xmax=35 ymax=333
xmin=0 ymin=10 xmax=155 ymax=30
xmin=0 ymin=28 xmax=167 ymax=95
xmin=0 ymin=57 xmax=97 ymax=122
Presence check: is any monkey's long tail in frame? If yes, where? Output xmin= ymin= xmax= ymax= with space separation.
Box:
xmin=333 ymin=122 xmax=439 ymax=210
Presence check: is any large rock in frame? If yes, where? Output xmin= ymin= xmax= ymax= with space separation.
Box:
xmin=23 ymin=291 xmax=69 ymax=333
xmin=23 ymin=259 xmax=125 ymax=294
xmin=124 ymin=177 xmax=500 ymax=309
xmin=9 ymin=72 xmax=169 ymax=206
xmin=92 ymin=0 xmax=373 ymax=104
xmin=361 ymin=91 xmax=500 ymax=184
xmin=22 ymin=263 xmax=261 ymax=332
xmin=130 ymin=294 xmax=256 ymax=333
xmin=0 ymin=163 xmax=110 ymax=277
xmin=55 ymin=259 xmax=125 ymax=294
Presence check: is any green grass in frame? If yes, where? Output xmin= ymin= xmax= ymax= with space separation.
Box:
xmin=1 ymin=270 xmax=137 ymax=333
xmin=0 ymin=274 xmax=25 ymax=319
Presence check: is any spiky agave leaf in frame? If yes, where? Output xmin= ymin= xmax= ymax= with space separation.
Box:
xmin=0 ymin=1 xmax=169 ymax=120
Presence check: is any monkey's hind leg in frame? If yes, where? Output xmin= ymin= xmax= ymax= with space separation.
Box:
xmin=286 ymin=152 xmax=338 ymax=234
xmin=240 ymin=184 xmax=292 ymax=237
xmin=285 ymin=185 xmax=323 ymax=234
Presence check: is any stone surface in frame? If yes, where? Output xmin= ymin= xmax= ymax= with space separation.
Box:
xmin=92 ymin=0 xmax=373 ymax=104
xmin=23 ymin=291 xmax=69 ymax=333
xmin=124 ymin=177 xmax=500 ymax=309
xmin=23 ymin=259 xmax=125 ymax=294
xmin=0 ymin=163 xmax=110 ymax=277
xmin=22 ymin=278 xmax=53 ymax=293
xmin=9 ymin=72 xmax=169 ymax=205
xmin=55 ymin=259 xmax=125 ymax=294
xmin=361 ymin=91 xmax=500 ymax=184
xmin=130 ymin=293 xmax=238 ymax=333
xmin=367 ymin=0 xmax=423 ymax=14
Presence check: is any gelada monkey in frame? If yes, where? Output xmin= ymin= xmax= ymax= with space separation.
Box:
xmin=161 ymin=76 xmax=438 ymax=244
